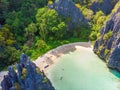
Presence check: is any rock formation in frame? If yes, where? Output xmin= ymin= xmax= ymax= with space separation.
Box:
xmin=91 ymin=0 xmax=118 ymax=15
xmin=93 ymin=7 xmax=120 ymax=71
xmin=1 ymin=53 xmax=55 ymax=90
xmin=48 ymin=0 xmax=88 ymax=29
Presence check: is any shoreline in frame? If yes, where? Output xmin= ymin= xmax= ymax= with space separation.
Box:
xmin=0 ymin=42 xmax=92 ymax=89
xmin=33 ymin=42 xmax=92 ymax=73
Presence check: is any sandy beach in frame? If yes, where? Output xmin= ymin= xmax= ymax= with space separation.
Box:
xmin=0 ymin=42 xmax=92 ymax=89
xmin=34 ymin=42 xmax=92 ymax=73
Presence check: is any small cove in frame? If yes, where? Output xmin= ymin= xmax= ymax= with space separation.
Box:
xmin=47 ymin=46 xmax=120 ymax=90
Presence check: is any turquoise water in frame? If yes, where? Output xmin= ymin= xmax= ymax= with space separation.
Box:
xmin=47 ymin=46 xmax=120 ymax=90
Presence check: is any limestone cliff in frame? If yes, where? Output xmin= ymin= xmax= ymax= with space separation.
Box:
xmin=1 ymin=54 xmax=55 ymax=90
xmin=48 ymin=0 xmax=88 ymax=29
xmin=91 ymin=0 xmax=118 ymax=15
xmin=93 ymin=7 xmax=120 ymax=71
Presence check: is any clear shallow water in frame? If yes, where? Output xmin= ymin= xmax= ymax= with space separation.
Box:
xmin=47 ymin=46 xmax=120 ymax=90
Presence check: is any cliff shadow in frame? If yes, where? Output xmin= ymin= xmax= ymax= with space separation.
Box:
xmin=109 ymin=69 xmax=120 ymax=79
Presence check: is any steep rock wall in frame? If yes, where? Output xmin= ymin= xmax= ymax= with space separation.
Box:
xmin=94 ymin=7 xmax=120 ymax=71
xmin=91 ymin=0 xmax=118 ymax=15
xmin=48 ymin=0 xmax=88 ymax=29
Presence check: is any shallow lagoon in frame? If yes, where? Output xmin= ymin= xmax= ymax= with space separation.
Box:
xmin=47 ymin=46 xmax=120 ymax=90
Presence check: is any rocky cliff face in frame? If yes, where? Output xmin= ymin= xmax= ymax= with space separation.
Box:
xmin=93 ymin=7 xmax=120 ymax=71
xmin=1 ymin=53 xmax=55 ymax=90
xmin=91 ymin=0 xmax=118 ymax=15
xmin=48 ymin=0 xmax=88 ymax=29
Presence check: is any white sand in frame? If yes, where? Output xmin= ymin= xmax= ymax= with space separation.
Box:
xmin=34 ymin=42 xmax=92 ymax=73
xmin=0 ymin=42 xmax=92 ymax=89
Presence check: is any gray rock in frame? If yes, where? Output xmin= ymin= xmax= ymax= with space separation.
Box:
xmin=94 ymin=6 xmax=120 ymax=71
xmin=108 ymin=45 xmax=120 ymax=71
xmin=1 ymin=53 xmax=55 ymax=90
xmin=48 ymin=0 xmax=88 ymax=30
xmin=1 ymin=75 xmax=12 ymax=90
xmin=8 ymin=66 xmax=17 ymax=84
xmin=91 ymin=0 xmax=119 ymax=15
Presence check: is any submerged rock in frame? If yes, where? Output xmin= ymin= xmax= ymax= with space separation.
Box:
xmin=91 ymin=0 xmax=119 ymax=15
xmin=1 ymin=53 xmax=55 ymax=90
xmin=94 ymin=7 xmax=120 ymax=71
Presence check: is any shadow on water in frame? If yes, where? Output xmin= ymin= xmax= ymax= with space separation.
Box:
xmin=109 ymin=69 xmax=120 ymax=79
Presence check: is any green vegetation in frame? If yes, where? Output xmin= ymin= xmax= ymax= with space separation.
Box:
xmin=103 ymin=31 xmax=113 ymax=40
xmin=36 ymin=67 xmax=42 ymax=75
xmin=81 ymin=7 xmax=94 ymax=21
xmin=99 ymin=45 xmax=104 ymax=51
xmin=0 ymin=0 xmax=119 ymax=70
xmin=14 ymin=83 xmax=21 ymax=90
xmin=104 ymin=49 xmax=110 ymax=56
xmin=111 ymin=1 xmax=120 ymax=14
xmin=42 ymin=77 xmax=48 ymax=83
xmin=0 ymin=0 xmax=90 ymax=70
xmin=25 ymin=37 xmax=88 ymax=60
xmin=36 ymin=8 xmax=67 ymax=41
xmin=98 ymin=0 xmax=104 ymax=4
xmin=73 ymin=0 xmax=92 ymax=6
xmin=21 ymin=68 xmax=27 ymax=79
xmin=104 ymin=48 xmax=111 ymax=61
xmin=96 ymin=44 xmax=104 ymax=55
xmin=89 ymin=11 xmax=108 ymax=41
